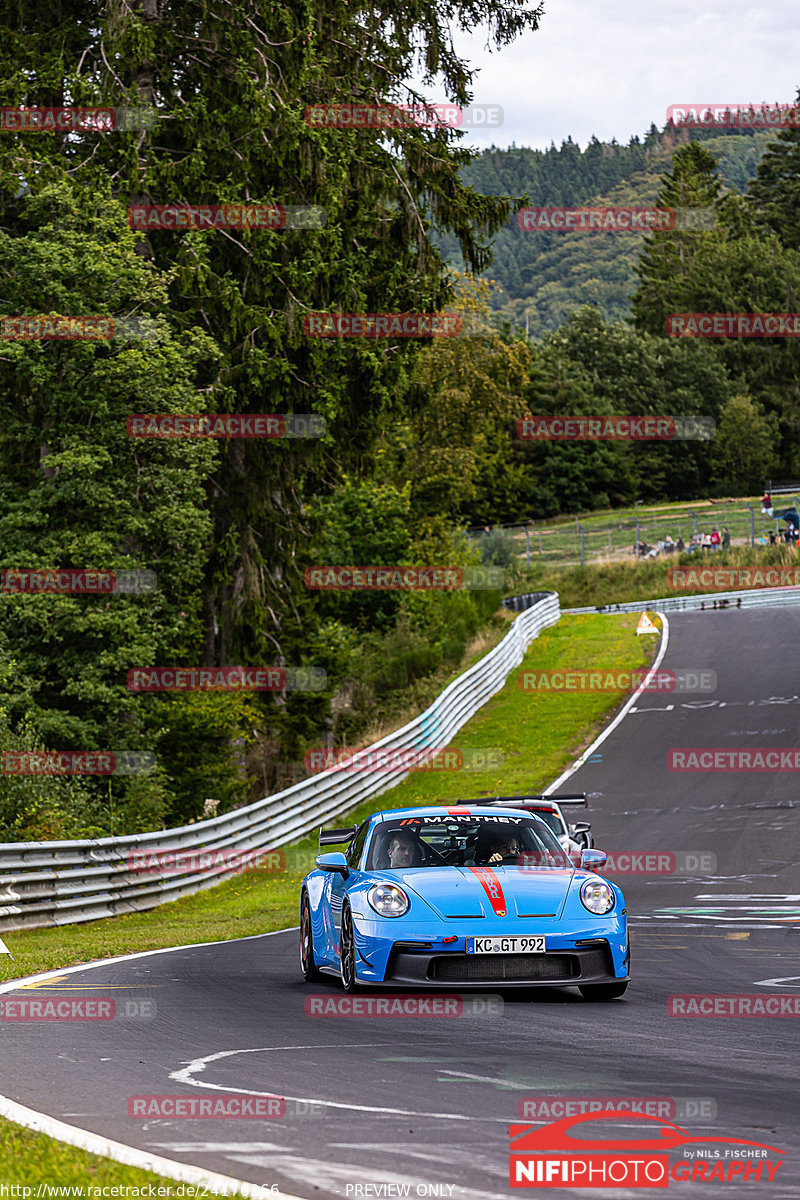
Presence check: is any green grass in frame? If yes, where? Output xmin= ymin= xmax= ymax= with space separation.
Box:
xmin=0 ymin=611 xmax=653 ymax=1189
xmin=514 ymin=543 xmax=800 ymax=610
xmin=0 ymin=1122 xmax=231 ymax=1196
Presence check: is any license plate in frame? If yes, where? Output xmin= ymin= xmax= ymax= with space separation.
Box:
xmin=466 ymin=936 xmax=546 ymax=954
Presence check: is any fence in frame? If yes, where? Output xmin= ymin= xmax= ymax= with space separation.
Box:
xmin=0 ymin=594 xmax=561 ymax=932
xmin=468 ymin=500 xmax=787 ymax=568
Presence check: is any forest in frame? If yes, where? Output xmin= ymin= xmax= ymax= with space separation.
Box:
xmin=1 ymin=1 xmax=798 ymax=834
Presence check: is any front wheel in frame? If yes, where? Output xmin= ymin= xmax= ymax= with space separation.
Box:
xmin=579 ymin=981 xmax=629 ymax=1001
xmin=340 ymin=903 xmax=360 ymax=992
xmin=300 ymin=893 xmax=322 ymax=981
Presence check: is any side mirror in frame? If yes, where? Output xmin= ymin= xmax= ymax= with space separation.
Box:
xmin=581 ymin=848 xmax=608 ymax=871
xmin=570 ymin=822 xmax=591 ymax=835
xmin=315 ymin=851 xmax=349 ymax=876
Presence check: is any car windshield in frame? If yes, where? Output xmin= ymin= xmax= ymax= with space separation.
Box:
xmin=366 ymin=814 xmax=571 ymax=871
xmin=522 ymin=808 xmax=564 ymax=838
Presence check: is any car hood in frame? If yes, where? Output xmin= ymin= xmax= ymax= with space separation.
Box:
xmin=371 ymin=865 xmax=577 ymax=920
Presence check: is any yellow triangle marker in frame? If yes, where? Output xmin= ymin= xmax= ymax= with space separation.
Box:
xmin=636 ymin=612 xmax=660 ymax=635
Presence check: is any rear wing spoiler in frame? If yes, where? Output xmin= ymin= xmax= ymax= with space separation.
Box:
xmin=545 ymin=793 xmax=587 ymax=807
xmin=318 ymin=825 xmax=358 ymax=851
xmin=468 ymin=793 xmax=587 ymax=808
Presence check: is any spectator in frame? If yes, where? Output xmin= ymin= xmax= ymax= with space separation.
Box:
xmin=710 ymin=529 xmax=721 ymax=552
xmin=762 ymin=492 xmax=773 ymax=517
xmin=722 ymin=527 xmax=730 ymax=550
xmin=676 ymin=536 xmax=685 ymax=552
xmin=769 ymin=531 xmax=777 ymax=546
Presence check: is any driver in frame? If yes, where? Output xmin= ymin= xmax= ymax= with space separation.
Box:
xmin=481 ymin=830 xmax=521 ymax=865
xmin=387 ymin=830 xmax=422 ymax=868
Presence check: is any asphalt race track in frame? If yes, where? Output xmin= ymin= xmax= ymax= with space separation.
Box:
xmin=1 ymin=608 xmax=799 ymax=1198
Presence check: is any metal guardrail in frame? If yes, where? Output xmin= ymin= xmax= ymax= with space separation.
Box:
xmin=564 ymin=585 xmax=800 ymax=615
xmin=0 ymin=593 xmax=561 ymax=932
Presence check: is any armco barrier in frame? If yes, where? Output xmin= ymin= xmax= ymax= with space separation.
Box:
xmin=0 ymin=593 xmax=560 ymax=932
xmin=564 ymin=584 xmax=800 ymax=615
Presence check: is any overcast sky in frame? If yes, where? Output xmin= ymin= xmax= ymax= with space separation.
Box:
xmin=438 ymin=0 xmax=800 ymax=152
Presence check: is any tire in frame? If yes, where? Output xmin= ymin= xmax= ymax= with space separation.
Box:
xmin=300 ymin=893 xmax=322 ymax=981
xmin=578 ymin=981 xmax=629 ymax=1001
xmin=339 ymin=903 xmax=360 ymax=992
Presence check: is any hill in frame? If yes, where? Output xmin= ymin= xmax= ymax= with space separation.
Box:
xmin=437 ymin=125 xmax=776 ymax=336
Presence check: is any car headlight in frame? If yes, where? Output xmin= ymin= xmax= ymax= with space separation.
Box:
xmin=580 ymin=879 xmax=615 ymax=914
xmin=368 ymin=883 xmax=410 ymax=917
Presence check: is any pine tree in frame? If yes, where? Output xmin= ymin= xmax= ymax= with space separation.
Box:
xmin=747 ymin=87 xmax=800 ymax=249
xmin=632 ymin=142 xmax=723 ymax=335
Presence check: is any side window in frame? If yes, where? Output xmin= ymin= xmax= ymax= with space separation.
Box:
xmin=346 ymin=821 xmax=369 ymax=867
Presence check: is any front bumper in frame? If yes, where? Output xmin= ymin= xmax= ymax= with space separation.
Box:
xmin=382 ymin=941 xmax=621 ymax=988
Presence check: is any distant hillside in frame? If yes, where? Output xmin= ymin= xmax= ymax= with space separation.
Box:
xmin=437 ymin=125 xmax=775 ymax=336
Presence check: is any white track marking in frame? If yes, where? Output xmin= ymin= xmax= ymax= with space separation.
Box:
xmin=0 ymin=928 xmax=311 ymax=1200
xmin=544 ymin=614 xmax=670 ymax=793
xmin=171 ymin=1047 xmax=510 ymax=1122
xmin=0 ymin=927 xmax=298 ymax=996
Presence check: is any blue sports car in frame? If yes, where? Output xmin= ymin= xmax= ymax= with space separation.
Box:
xmin=299 ymin=803 xmax=629 ymax=1000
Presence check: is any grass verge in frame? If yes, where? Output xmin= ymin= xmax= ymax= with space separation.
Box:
xmin=515 ymin=544 xmax=800 ymax=609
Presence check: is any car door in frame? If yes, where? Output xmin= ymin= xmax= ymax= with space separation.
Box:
xmin=329 ymin=821 xmax=369 ymax=961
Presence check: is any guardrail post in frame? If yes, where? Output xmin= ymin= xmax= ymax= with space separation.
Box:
xmin=576 ymin=521 xmax=585 ymax=567
xmin=688 ymin=509 xmax=698 ymax=536
xmin=524 ymin=526 xmax=530 ymax=567
xmin=743 ymin=503 xmax=755 ymax=547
